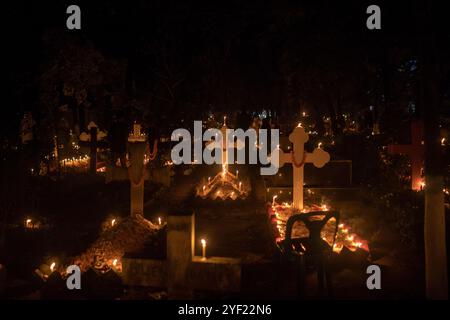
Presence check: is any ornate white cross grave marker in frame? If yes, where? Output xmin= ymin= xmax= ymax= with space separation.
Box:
xmin=275 ymin=125 xmax=330 ymax=210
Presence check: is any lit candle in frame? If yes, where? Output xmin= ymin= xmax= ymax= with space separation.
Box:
xmin=201 ymin=239 xmax=206 ymax=259
xmin=112 ymin=259 xmax=118 ymax=267
xmin=158 ymin=217 xmax=162 ymax=225
xmin=272 ymin=195 xmax=278 ymax=206
xmin=26 ymin=219 xmax=32 ymax=228
xmin=50 ymin=262 xmax=56 ymax=272
xmin=317 ymin=142 xmax=323 ymax=149
xmin=133 ymin=122 xmax=141 ymax=136
xmin=420 ymin=181 xmax=426 ymax=190
xmin=297 ymin=122 xmax=302 ymax=127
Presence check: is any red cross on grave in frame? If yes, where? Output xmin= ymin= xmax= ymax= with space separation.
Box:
xmin=387 ymin=120 xmax=424 ymax=191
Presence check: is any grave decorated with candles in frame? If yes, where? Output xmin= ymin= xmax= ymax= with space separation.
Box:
xmin=265 ymin=125 xmax=370 ymax=256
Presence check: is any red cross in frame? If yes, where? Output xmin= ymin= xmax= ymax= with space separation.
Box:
xmin=387 ymin=120 xmax=424 ymax=191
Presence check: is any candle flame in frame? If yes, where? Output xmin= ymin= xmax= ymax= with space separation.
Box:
xmin=50 ymin=262 xmax=56 ymax=272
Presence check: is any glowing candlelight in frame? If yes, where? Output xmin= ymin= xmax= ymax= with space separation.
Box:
xmin=239 ymin=181 xmax=242 ymax=191
xmin=111 ymin=219 xmax=116 ymax=227
xmin=158 ymin=217 xmax=162 ymax=225
xmin=222 ymin=164 xmax=227 ymax=177
xmin=50 ymin=262 xmax=56 ymax=272
xmin=203 ymin=185 xmax=206 ymax=193
xmin=297 ymin=122 xmax=302 ymax=127
xmin=420 ymin=181 xmax=426 ymax=190
xmin=201 ymin=239 xmax=207 ymax=259
xmin=272 ymin=195 xmax=278 ymax=206
xmin=441 ymin=138 xmax=446 ymax=146
xmin=26 ymin=219 xmax=32 ymax=228
xmin=112 ymin=259 xmax=118 ymax=267
xmin=317 ymin=142 xmax=323 ymax=149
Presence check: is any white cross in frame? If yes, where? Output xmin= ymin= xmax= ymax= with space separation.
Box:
xmin=206 ymin=116 xmax=242 ymax=169
xmin=275 ymin=125 xmax=330 ymax=210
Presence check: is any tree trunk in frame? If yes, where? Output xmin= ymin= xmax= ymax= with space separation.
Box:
xmin=421 ymin=0 xmax=448 ymax=299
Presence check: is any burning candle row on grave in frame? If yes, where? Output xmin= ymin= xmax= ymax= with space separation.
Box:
xmin=25 ymin=218 xmax=40 ymax=229
xmin=269 ymin=199 xmax=369 ymax=253
xmin=197 ymin=164 xmax=249 ymax=200
xmin=60 ymin=155 xmax=90 ymax=168
xmin=128 ymin=123 xmax=147 ymax=142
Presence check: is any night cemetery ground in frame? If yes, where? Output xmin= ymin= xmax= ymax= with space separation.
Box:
xmin=2 ymin=0 xmax=450 ymax=304
xmin=0 ymin=159 xmax=429 ymax=299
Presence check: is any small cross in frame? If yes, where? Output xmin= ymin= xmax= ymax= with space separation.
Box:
xmin=79 ymin=121 xmax=107 ymax=174
xmin=275 ymin=125 xmax=330 ymax=209
xmin=387 ymin=120 xmax=424 ymax=191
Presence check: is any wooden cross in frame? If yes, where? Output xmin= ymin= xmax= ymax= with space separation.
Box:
xmin=79 ymin=121 xmax=108 ymax=174
xmin=122 ymin=211 xmax=241 ymax=298
xmin=275 ymin=125 xmax=330 ymax=210
xmin=387 ymin=120 xmax=424 ymax=191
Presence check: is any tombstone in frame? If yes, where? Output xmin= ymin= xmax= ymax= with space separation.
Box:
xmin=273 ymin=125 xmax=330 ymax=209
xmin=79 ymin=121 xmax=108 ymax=174
xmin=387 ymin=120 xmax=424 ymax=191
xmin=121 ymin=210 xmax=241 ymax=299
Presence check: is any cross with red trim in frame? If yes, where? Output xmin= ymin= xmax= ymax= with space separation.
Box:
xmin=275 ymin=125 xmax=330 ymax=209
xmin=387 ymin=120 xmax=424 ymax=191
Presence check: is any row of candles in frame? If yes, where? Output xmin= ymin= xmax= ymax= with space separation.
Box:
xmin=60 ymin=155 xmax=90 ymax=168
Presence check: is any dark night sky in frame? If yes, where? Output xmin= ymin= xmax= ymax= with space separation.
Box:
xmin=3 ymin=1 xmax=450 ymax=139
